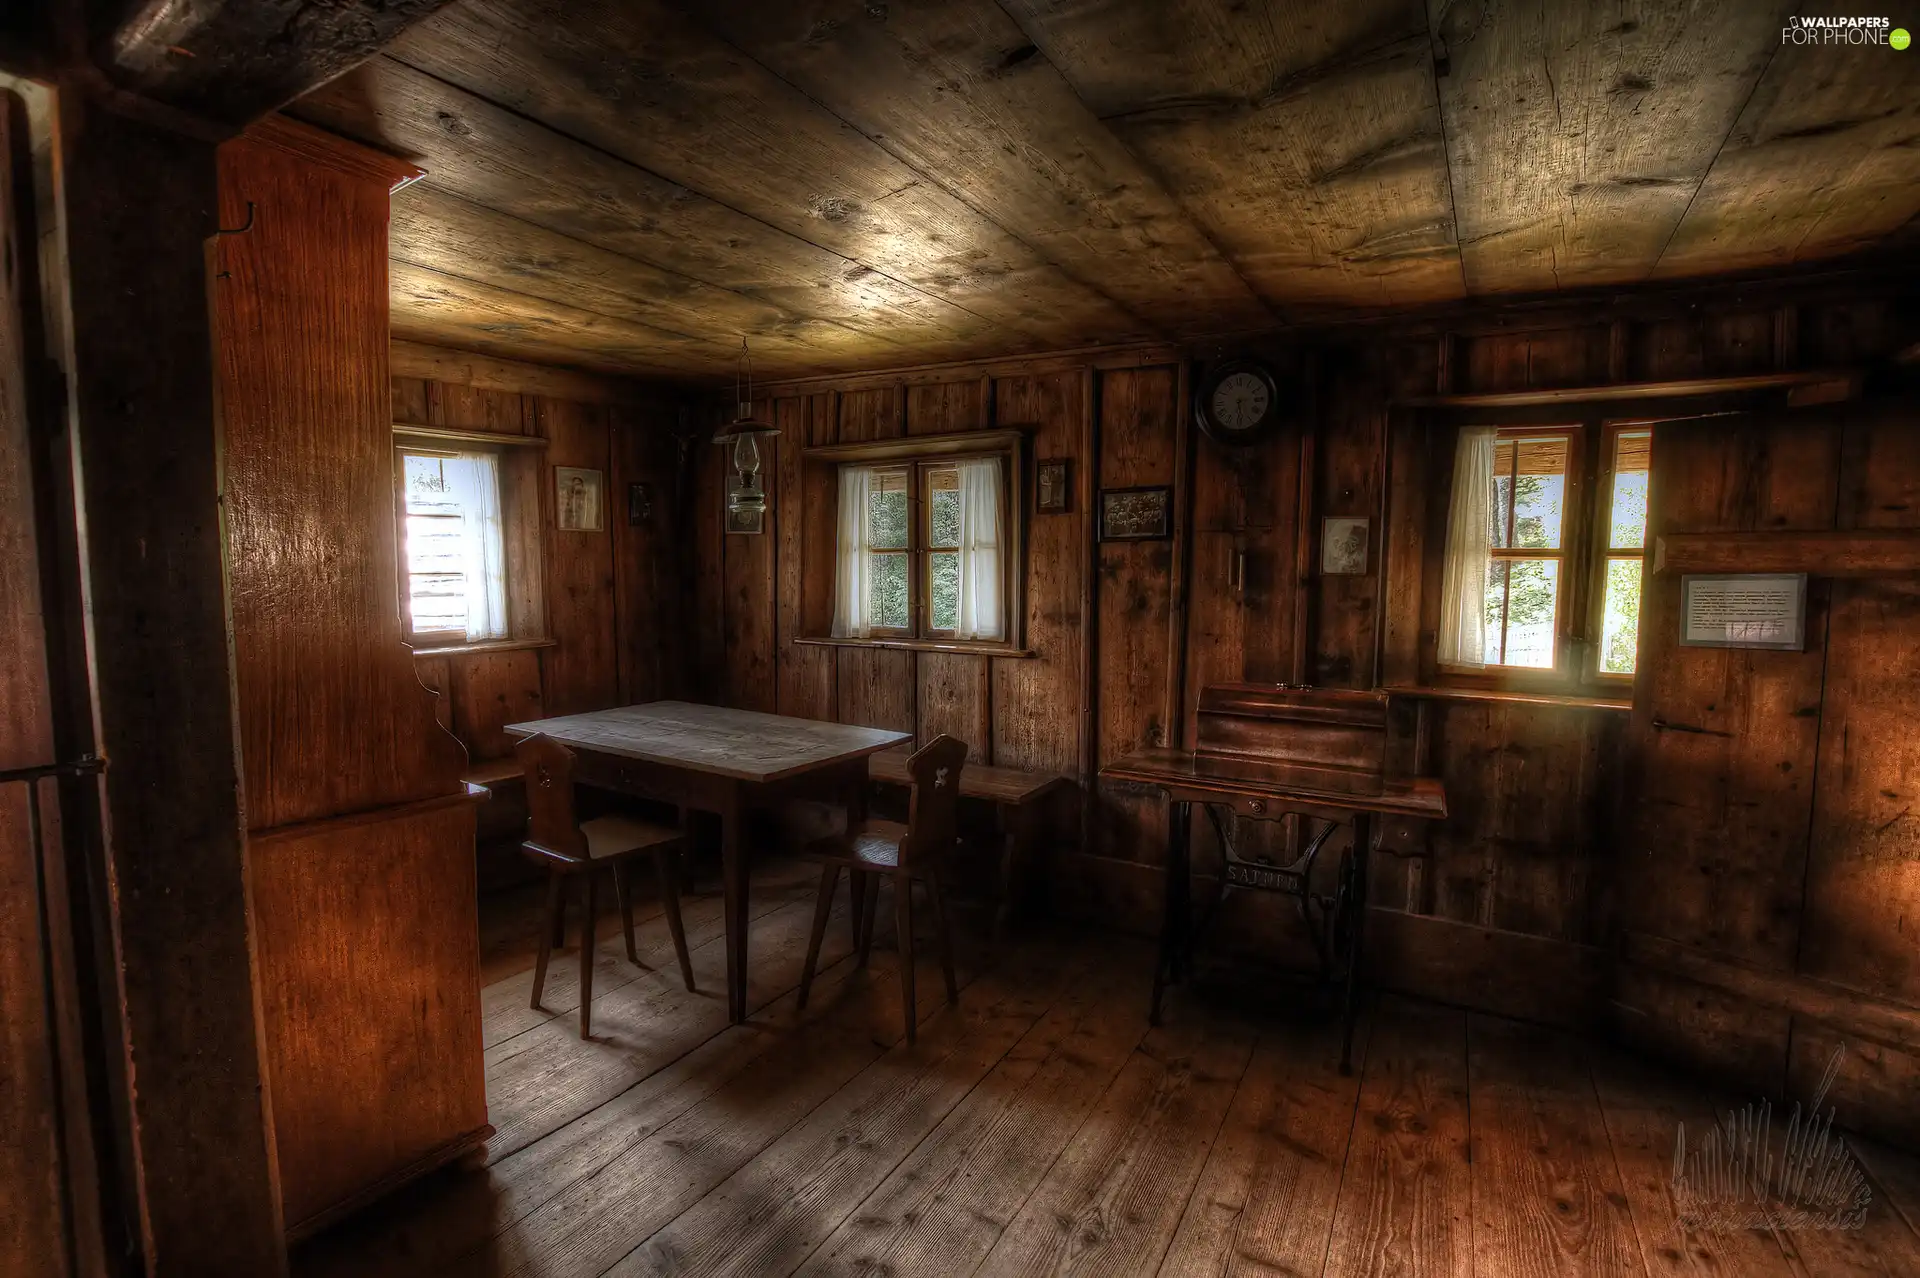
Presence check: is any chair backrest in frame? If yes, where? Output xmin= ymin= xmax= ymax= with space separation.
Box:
xmin=899 ymin=734 xmax=968 ymax=868
xmin=516 ymin=734 xmax=588 ymax=862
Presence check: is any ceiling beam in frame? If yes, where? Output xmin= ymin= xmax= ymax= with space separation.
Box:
xmin=74 ymin=0 xmax=463 ymax=129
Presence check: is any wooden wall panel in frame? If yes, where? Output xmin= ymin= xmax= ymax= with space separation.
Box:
xmin=774 ymin=395 xmax=831 ymax=720
xmin=723 ymin=407 xmax=777 ymax=712
xmin=1621 ymin=417 xmax=1840 ymax=968
xmin=1095 ymin=366 xmax=1178 ymax=864
xmin=1801 ymin=406 xmax=1920 ymax=1002
xmin=918 ymin=653 xmax=990 ymax=762
xmin=610 ymin=402 xmax=680 ymax=706
xmin=249 ymin=802 xmax=487 ymax=1231
xmin=692 ymin=424 xmax=726 ymax=704
xmin=905 ymin=379 xmax=987 ymax=435
xmin=991 ymin=371 xmax=1086 ymax=776
xmin=449 ymin=650 xmax=544 ymax=761
xmin=538 ymin=397 xmax=618 ymax=716
xmin=836 ymin=647 xmax=915 ymax=733
xmin=1425 ymin=701 xmax=1618 ymax=941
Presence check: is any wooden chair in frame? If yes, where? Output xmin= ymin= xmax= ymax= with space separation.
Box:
xmin=797 ymin=734 xmax=966 ymax=1044
xmin=516 ymin=733 xmax=694 ymax=1039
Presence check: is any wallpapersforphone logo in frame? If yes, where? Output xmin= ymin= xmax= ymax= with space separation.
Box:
xmin=1782 ymin=15 xmax=1907 ymax=46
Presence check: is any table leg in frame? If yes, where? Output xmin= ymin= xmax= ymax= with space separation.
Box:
xmin=1339 ymin=812 xmax=1370 ymax=1075
xmin=1150 ymin=798 xmax=1191 ymax=1025
xmin=720 ymin=782 xmax=747 ymax=1024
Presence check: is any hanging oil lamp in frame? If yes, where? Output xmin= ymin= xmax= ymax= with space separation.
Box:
xmin=713 ymin=338 xmax=780 ymax=531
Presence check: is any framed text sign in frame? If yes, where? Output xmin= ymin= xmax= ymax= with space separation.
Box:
xmin=1680 ymin=573 xmax=1807 ymax=651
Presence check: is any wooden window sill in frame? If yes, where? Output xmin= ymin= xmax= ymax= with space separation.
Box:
xmin=1383 ymin=684 xmax=1632 ymax=712
xmin=796 ymin=635 xmax=1034 ymax=659
xmin=409 ymin=637 xmax=556 ymax=659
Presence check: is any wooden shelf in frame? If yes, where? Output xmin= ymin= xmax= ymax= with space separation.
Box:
xmin=1382 ymin=685 xmax=1632 ymax=712
xmin=1653 ymin=530 xmax=1920 ymax=576
xmin=1400 ymin=368 xmax=1859 ymax=409
xmin=409 ymin=637 xmax=556 ymax=658
xmin=393 ymin=423 xmax=549 ymax=448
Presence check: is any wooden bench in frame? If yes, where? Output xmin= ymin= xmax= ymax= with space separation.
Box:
xmin=866 ymin=746 xmax=1071 ymax=931
xmin=461 ymin=756 xmax=527 ymax=791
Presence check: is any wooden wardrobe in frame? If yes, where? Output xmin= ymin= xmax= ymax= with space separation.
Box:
xmin=213 ymin=116 xmax=489 ymax=1238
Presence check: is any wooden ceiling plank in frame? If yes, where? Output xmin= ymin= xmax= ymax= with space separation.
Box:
xmin=1655 ymin=35 xmax=1920 ymax=281
xmin=1002 ymin=0 xmax=1464 ymax=313
xmin=1435 ymin=0 xmax=1789 ymax=295
xmin=390 ymin=186 xmax=888 ymax=371
xmin=683 ymin=0 xmax=1273 ymax=336
xmin=387 ymin=0 xmax=1145 ymax=348
xmin=290 ymin=57 xmax=1011 ymax=356
xmin=390 ymin=260 xmax=738 ymax=377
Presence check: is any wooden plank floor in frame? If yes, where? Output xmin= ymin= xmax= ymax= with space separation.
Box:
xmin=295 ymin=857 xmax=1920 ymax=1278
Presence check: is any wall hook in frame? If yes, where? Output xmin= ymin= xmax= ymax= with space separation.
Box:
xmin=217 ymin=201 xmax=256 ymax=236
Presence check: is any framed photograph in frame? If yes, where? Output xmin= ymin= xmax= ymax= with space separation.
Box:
xmin=1680 ymin=573 xmax=1806 ymax=651
xmin=1037 ymin=458 xmax=1072 ymax=513
xmin=1099 ymin=486 xmax=1172 ymax=541
xmin=1321 ymin=516 xmax=1370 ymax=575
xmin=555 ymin=466 xmax=603 ymax=531
xmin=626 ymin=482 xmax=652 ymax=526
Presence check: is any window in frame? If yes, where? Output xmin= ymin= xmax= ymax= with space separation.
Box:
xmin=1435 ymin=422 xmax=1649 ymax=683
xmin=833 ymin=455 xmax=1004 ymax=642
xmin=398 ymin=447 xmax=507 ymax=644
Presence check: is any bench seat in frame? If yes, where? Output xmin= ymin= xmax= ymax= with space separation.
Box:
xmin=462 ymin=757 xmax=526 ymax=790
xmin=866 ymin=746 xmax=1068 ymax=807
xmin=865 ymin=745 xmax=1071 ymax=930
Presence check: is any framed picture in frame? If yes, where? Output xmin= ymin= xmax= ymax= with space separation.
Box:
xmin=1099 ymin=486 xmax=1172 ymax=541
xmin=555 ymin=466 xmax=603 ymax=531
xmin=1037 ymin=458 xmax=1071 ymax=513
xmin=1680 ymin=573 xmax=1806 ymax=651
xmin=626 ymin=482 xmax=652 ymax=526
xmin=1321 ymin=516 xmax=1370 ymax=575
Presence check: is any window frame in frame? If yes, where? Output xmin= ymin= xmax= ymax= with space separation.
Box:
xmin=1424 ymin=415 xmax=1649 ymax=694
xmin=802 ymin=428 xmax=1028 ymax=656
xmin=391 ymin=426 xmax=550 ymax=653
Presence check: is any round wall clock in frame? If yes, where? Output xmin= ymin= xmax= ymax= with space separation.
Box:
xmin=1194 ymin=359 xmax=1285 ymax=447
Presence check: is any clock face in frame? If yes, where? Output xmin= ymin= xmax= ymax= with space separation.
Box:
xmin=1210 ymin=371 xmax=1271 ymax=433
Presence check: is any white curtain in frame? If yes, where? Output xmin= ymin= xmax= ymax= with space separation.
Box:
xmin=832 ymin=465 xmax=874 ymax=638
xmin=954 ymin=458 xmax=1003 ymax=640
xmin=442 ymin=452 xmax=507 ymax=642
xmin=1437 ymin=427 xmax=1496 ymax=667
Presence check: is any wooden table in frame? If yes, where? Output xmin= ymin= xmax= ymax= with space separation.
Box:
xmin=1101 ymin=748 xmax=1447 ymax=1072
xmin=507 ymin=702 xmax=910 ymax=1023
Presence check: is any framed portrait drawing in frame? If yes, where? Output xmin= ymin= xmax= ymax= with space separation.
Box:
xmin=1099 ymin=486 xmax=1172 ymax=541
xmin=1037 ymin=458 xmax=1071 ymax=513
xmin=556 ymin=466 xmax=603 ymax=531
xmin=1321 ymin=516 xmax=1369 ymax=575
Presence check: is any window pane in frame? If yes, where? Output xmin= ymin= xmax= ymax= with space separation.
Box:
xmin=869 ymin=552 xmax=909 ymax=629
xmin=1600 ymin=556 xmax=1642 ymax=675
xmin=1510 ymin=438 xmax=1568 ymax=550
xmin=868 ymin=469 xmax=909 ymax=550
xmin=1609 ymin=431 xmax=1651 ymax=550
xmin=930 ymin=550 xmax=959 ymax=631
xmin=403 ymin=452 xmax=464 ymax=633
xmin=1490 ymin=471 xmax=1513 ymax=549
xmin=1504 ymin=558 xmax=1559 ymax=668
xmin=1483 ymin=559 xmax=1510 ymax=664
xmin=928 ymin=468 xmax=961 ymax=548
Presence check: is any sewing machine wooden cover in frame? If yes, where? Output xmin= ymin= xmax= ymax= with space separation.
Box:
xmin=1194 ymin=684 xmax=1390 ymax=797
